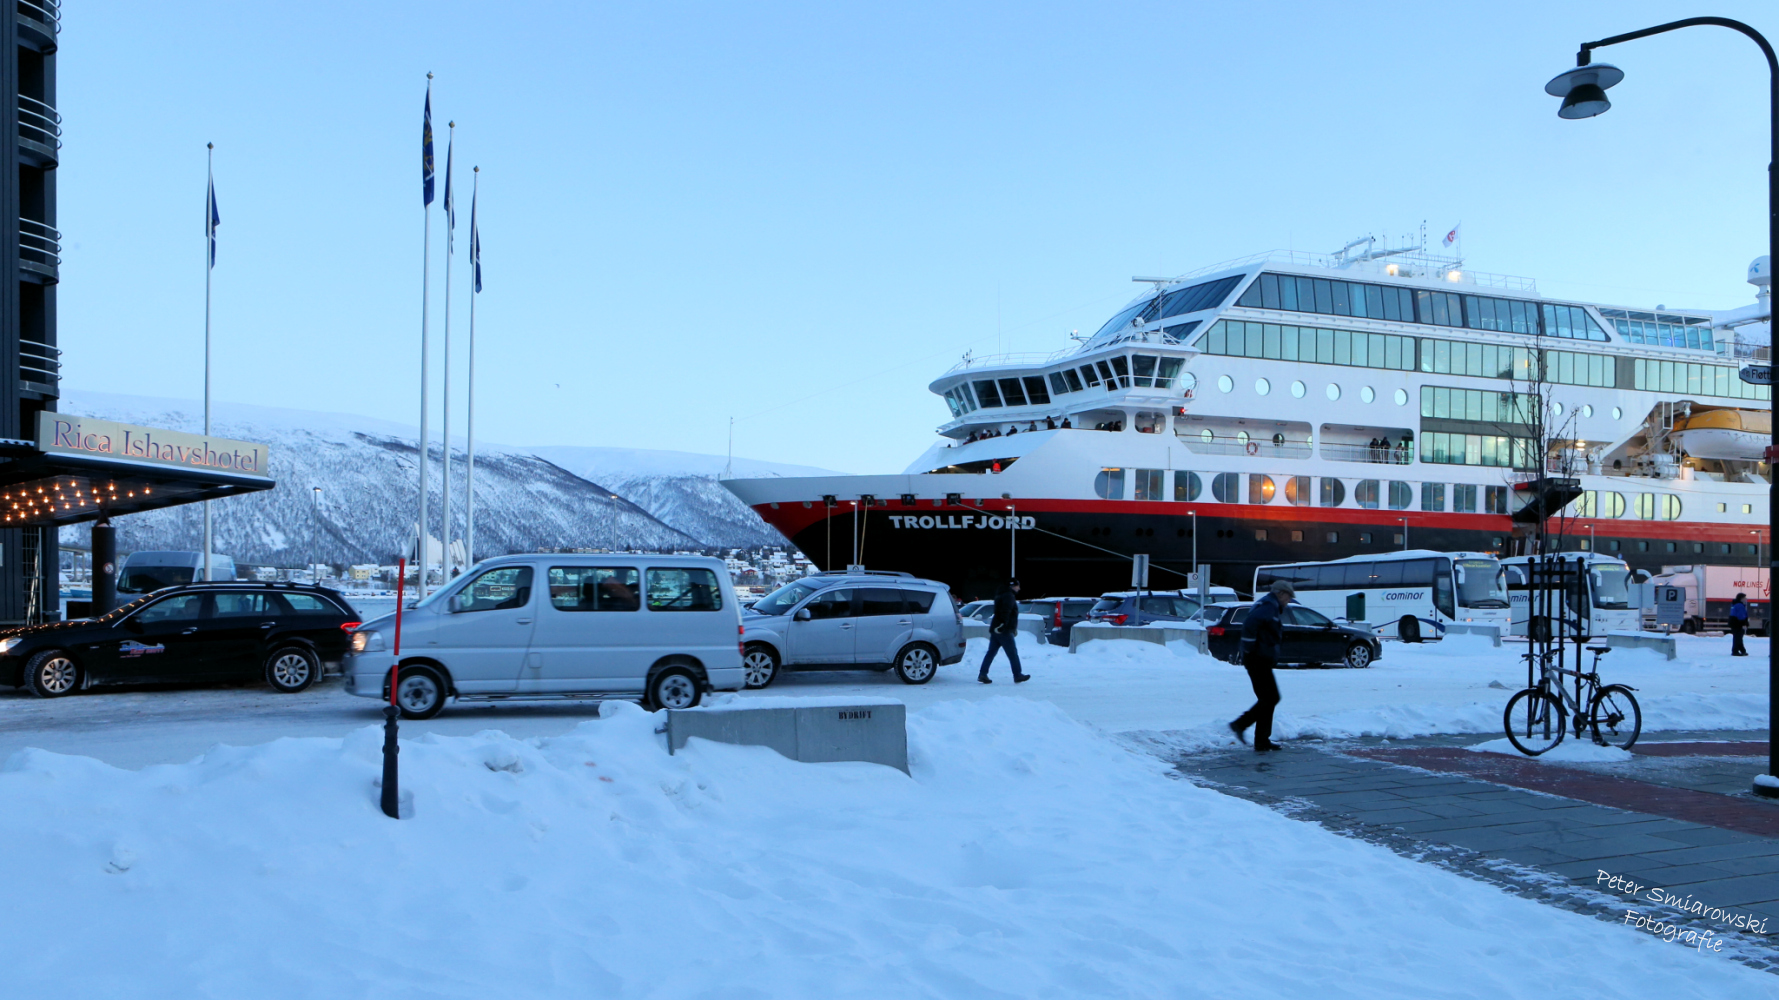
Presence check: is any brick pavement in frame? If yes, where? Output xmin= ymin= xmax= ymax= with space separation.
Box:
xmin=1172 ymin=732 xmax=1779 ymax=968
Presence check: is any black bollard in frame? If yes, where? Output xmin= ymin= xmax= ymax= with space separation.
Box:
xmin=91 ymin=519 xmax=117 ymax=616
xmin=380 ymin=701 xmax=400 ymax=818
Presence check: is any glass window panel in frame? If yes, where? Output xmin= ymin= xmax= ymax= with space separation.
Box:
xmin=549 ymin=566 xmax=642 ymax=612
xmin=1173 ymin=470 xmax=1201 ymax=501
xmin=1280 ymin=276 xmax=1299 ymax=311
xmin=1023 ymin=375 xmax=1050 ymax=403
xmin=1262 ymin=324 xmax=1281 ymax=359
xmin=1237 ymin=279 xmax=1262 ymax=308
xmin=1295 ymin=277 xmax=1315 ymax=312
xmin=1313 ymin=279 xmax=1334 ymax=314
xmin=973 ymin=380 xmax=1001 ymax=407
xmin=1317 ymin=327 xmax=1334 ymax=363
xmin=1260 ymin=274 xmax=1280 ymax=309
xmin=1079 ymin=365 xmax=1100 ymax=388
xmin=1131 ymin=356 xmax=1156 ymax=388
xmin=1244 ymin=324 xmax=1264 ymax=358
xmin=1063 ymin=368 xmax=1084 ymax=392
xmin=1277 ymin=325 xmax=1298 ymax=361
xmin=1349 ymin=330 xmax=1368 ymax=367
xmin=1382 ymin=287 xmax=1403 ymax=322
xmin=1155 ymin=358 xmax=1181 ymax=388
xmin=1331 ymin=281 xmax=1351 ymax=316
xmin=1206 ymin=322 xmax=1226 ymax=355
xmin=1319 ymin=477 xmax=1345 ymax=507
xmin=1048 ymin=372 xmax=1068 ymax=396
xmin=998 ymin=378 xmax=1026 ymax=406
xmin=1094 ymin=468 xmax=1125 ymax=499
xmin=1421 ymin=482 xmax=1445 ymax=511
xmin=1365 ymin=284 xmax=1384 ymax=318
xmin=1097 ymin=361 xmax=1116 ymax=385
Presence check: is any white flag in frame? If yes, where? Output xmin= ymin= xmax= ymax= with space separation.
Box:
xmin=1443 ymin=225 xmax=1459 ymax=248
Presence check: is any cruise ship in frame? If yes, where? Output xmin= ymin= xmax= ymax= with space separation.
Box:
xmin=723 ymin=242 xmax=1773 ymax=599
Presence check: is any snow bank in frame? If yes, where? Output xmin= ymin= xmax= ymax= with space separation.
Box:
xmin=1468 ymin=737 xmax=1636 ymax=762
xmin=0 ymin=698 xmax=1763 ymax=997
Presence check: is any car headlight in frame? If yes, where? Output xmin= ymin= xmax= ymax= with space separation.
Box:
xmin=0 ymin=637 xmax=20 ymax=654
xmin=350 ymin=630 xmax=385 ymax=653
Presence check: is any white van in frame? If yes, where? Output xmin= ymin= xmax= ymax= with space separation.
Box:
xmin=118 ymin=551 xmax=237 ymax=593
xmin=343 ymin=553 xmax=743 ymax=718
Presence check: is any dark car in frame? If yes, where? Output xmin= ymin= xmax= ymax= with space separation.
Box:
xmin=1 ymin=583 xmax=361 ymax=698
xmin=1199 ymin=601 xmax=1381 ymax=669
xmin=1019 ymin=597 xmax=1098 ymax=645
xmin=1086 ymin=591 xmax=1203 ymax=628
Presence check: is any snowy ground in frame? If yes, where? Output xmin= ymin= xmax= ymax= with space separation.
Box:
xmin=3 ymin=697 xmax=1772 ymax=998
xmin=0 ymin=632 xmax=1766 ymax=768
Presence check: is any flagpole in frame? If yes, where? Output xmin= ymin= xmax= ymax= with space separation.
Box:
xmin=203 ymin=143 xmax=214 ymax=583
xmin=441 ymin=122 xmax=455 ymax=580
xmin=417 ymin=74 xmax=434 ymax=599
xmin=466 ymin=166 xmax=479 ymax=573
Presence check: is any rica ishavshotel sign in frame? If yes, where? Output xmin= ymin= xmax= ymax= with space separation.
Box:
xmin=37 ymin=413 xmax=270 ymax=479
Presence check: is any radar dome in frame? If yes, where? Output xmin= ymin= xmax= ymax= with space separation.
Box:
xmin=1751 ymin=255 xmax=1772 ymax=287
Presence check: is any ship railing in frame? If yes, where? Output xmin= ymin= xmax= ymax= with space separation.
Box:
xmin=1182 ymin=439 xmax=1313 ymax=459
xmin=1168 ymin=249 xmax=1538 ymax=294
xmin=942 ymin=347 xmax=1081 ymax=375
xmin=1320 ymin=442 xmax=1413 ymax=465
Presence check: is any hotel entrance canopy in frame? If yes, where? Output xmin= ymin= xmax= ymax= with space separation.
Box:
xmin=0 ymin=413 xmax=275 ymax=526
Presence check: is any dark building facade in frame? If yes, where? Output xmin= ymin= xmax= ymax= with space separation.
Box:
xmin=3 ymin=3 xmax=62 ymax=622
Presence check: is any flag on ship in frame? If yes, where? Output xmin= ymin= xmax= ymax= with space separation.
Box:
xmin=1443 ymin=224 xmax=1459 ymax=248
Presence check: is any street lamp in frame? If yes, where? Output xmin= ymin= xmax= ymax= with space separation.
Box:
xmin=1398 ymin=517 xmax=1409 ymax=551
xmin=1546 ymin=15 xmax=1777 ymax=797
xmin=311 ymin=487 xmax=322 ymax=584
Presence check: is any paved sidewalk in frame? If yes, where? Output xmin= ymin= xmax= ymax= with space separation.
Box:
xmin=1172 ymin=731 xmax=1779 ymax=969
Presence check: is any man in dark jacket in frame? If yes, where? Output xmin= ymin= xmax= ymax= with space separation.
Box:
xmin=979 ymin=579 xmax=1031 ymax=684
xmin=1730 ymin=593 xmax=1749 ymax=656
xmin=1230 ymin=579 xmax=1292 ymax=751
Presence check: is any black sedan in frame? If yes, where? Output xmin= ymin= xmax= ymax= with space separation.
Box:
xmin=1 ymin=583 xmax=361 ymax=697
xmin=1199 ymin=601 xmax=1381 ymax=669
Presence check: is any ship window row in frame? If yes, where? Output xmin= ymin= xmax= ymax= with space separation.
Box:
xmin=1632 ymin=358 xmax=1771 ymax=401
xmin=1091 ymin=276 xmax=1243 ymax=339
xmin=959 ymin=354 xmax=1189 ymax=412
xmin=1092 ymin=468 xmax=1512 ymax=513
xmin=1420 ymin=386 xmax=1536 ymax=426
xmin=1600 ymin=308 xmax=1715 ymax=351
xmin=1202 ymin=320 xmax=1417 ymax=371
xmin=1234 ymin=272 xmax=1610 ymax=341
xmin=1418 ymin=432 xmax=1536 ymax=469
xmin=1202 ymin=321 xmax=1617 ymax=389
xmin=1567 ymin=490 xmax=1684 ymax=520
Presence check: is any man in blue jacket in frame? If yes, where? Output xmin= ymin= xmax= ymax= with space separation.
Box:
xmin=1230 ymin=579 xmax=1292 ymax=752
xmin=1729 ymin=592 xmax=1749 ymax=656
xmin=979 ymin=578 xmax=1031 ymax=684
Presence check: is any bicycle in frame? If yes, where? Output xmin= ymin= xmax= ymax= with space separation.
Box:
xmin=1502 ymin=644 xmax=1642 ymax=756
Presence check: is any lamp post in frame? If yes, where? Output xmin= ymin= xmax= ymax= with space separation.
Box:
xmin=1545 ymin=15 xmax=1777 ymax=796
xmin=1399 ymin=517 xmax=1409 ymax=551
xmin=310 ymin=486 xmax=322 ymax=584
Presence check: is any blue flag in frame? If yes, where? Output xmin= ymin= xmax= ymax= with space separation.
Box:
xmin=469 ymin=185 xmax=482 ymax=293
xmin=443 ymin=133 xmax=455 ymax=252
xmin=206 ymin=174 xmax=220 ymax=268
xmin=422 ymin=83 xmax=435 ymax=207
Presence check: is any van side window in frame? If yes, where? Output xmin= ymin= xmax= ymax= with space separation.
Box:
xmin=280 ymin=593 xmax=339 ymax=614
xmin=859 ymin=588 xmax=906 ymax=616
xmin=456 ymin=567 xmax=533 ymax=612
xmin=645 ymin=568 xmax=724 ymax=611
xmin=549 ymin=567 xmax=640 ymax=612
xmin=213 ymin=592 xmax=275 ymax=616
xmin=135 ymin=593 xmax=206 ymax=624
xmin=902 ymin=590 xmax=936 ymax=614
xmin=804 ymin=589 xmax=853 ymax=619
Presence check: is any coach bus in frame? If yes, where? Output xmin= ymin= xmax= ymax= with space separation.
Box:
xmin=1253 ymin=550 xmax=1509 ymax=638
xmin=1501 ymin=553 xmax=1640 ymax=640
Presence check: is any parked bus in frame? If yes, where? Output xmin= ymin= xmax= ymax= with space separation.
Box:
xmin=1254 ymin=550 xmax=1509 ymax=639
xmin=1501 ymin=553 xmax=1640 ymax=640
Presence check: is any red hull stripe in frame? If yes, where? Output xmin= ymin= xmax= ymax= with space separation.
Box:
xmin=750 ymin=499 xmax=1766 ymax=544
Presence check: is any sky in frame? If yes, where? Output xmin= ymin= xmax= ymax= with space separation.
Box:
xmin=51 ymin=1 xmax=1777 ymax=474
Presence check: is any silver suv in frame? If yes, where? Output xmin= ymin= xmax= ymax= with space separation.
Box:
xmin=740 ymin=571 xmax=965 ymax=688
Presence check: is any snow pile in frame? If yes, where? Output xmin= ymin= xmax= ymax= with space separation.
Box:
xmin=1468 ymin=737 xmax=1636 ymax=762
xmin=0 ymin=698 xmax=1765 ymax=997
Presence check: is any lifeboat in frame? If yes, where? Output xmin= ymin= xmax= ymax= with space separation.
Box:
xmin=1672 ymin=408 xmax=1771 ymax=462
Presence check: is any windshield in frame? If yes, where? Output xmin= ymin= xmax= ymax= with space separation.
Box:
xmin=751 ymin=580 xmax=824 ymax=616
xmin=1455 ymin=559 xmax=1509 ymax=609
xmin=1590 ymin=566 xmax=1632 ymax=610
xmin=119 ymin=567 xmax=194 ymax=594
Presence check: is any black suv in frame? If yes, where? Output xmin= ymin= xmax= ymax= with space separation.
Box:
xmin=1199 ymin=601 xmax=1381 ymax=669
xmin=1019 ymin=597 xmax=1098 ymax=645
xmin=1 ymin=583 xmax=361 ymax=698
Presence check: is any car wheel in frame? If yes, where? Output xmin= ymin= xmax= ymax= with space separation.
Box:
xmin=893 ymin=643 xmax=937 ymax=684
xmin=649 ymin=667 xmax=702 ymax=710
xmin=742 ymin=645 xmax=779 ymax=689
xmin=25 ymin=649 xmax=79 ymax=698
xmin=1344 ymin=643 xmax=1373 ymax=669
xmin=265 ymin=646 xmax=319 ymax=693
xmin=393 ymin=665 xmax=447 ymax=720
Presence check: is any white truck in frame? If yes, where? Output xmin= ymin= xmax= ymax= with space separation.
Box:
xmin=1639 ymin=565 xmax=1769 ymax=634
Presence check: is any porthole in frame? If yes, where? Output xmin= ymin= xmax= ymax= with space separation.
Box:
xmin=1201 ymin=428 xmax=1215 ymax=444
xmin=1612 ymin=406 xmax=1623 ymax=419
xmin=1255 ymin=377 xmax=1271 ymax=396
xmin=1290 ymin=380 xmax=1305 ymax=398
xmin=1394 ymin=388 xmax=1408 ymax=406
xmin=1581 ymin=404 xmax=1594 ymax=418
xmin=1180 ymin=372 xmax=1198 ymax=395
xmin=1237 ymin=431 xmax=1251 ymax=447
xmin=1326 ymin=383 xmax=1341 ymax=401
xmin=1360 ymin=386 xmax=1375 ymax=404
xmin=1553 ymin=402 xmax=1564 ymax=418
xmin=1218 ymin=374 xmax=1234 ymax=393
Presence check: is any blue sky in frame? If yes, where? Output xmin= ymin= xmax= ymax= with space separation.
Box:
xmin=53 ymin=1 xmax=1775 ymax=474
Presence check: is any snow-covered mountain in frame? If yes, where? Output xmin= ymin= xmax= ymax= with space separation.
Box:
xmin=54 ymin=391 xmax=842 ymax=563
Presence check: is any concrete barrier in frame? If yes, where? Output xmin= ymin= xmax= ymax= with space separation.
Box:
xmin=666 ymin=697 xmax=908 ymax=773
xmin=1443 ymin=623 xmax=1503 ymax=647
xmin=1069 ymin=621 xmax=1205 ymax=654
xmin=1606 ymin=630 xmax=1677 ymax=661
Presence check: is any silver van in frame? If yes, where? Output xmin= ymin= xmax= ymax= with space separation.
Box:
xmin=739 ymin=570 xmax=965 ymax=688
xmin=343 ymin=554 xmax=743 ymax=718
